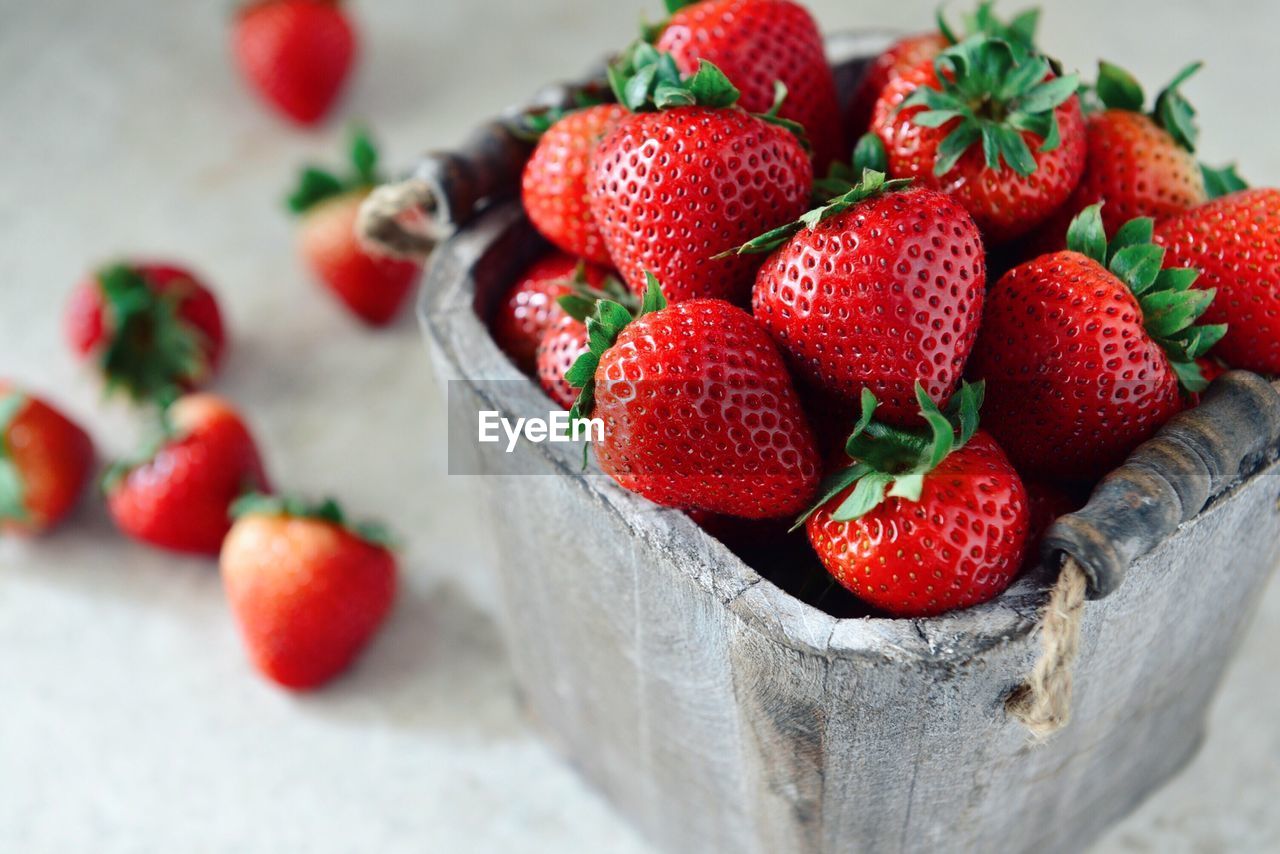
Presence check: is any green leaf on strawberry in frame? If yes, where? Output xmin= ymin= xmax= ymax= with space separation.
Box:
xmin=1067 ymin=203 xmax=1226 ymax=392
xmin=96 ymin=265 xmax=207 ymax=408
xmin=609 ymin=42 xmax=741 ymax=112
xmin=937 ymin=1 xmax=1041 ymax=51
xmin=1091 ymin=60 xmax=1203 ymax=152
xmin=898 ymin=35 xmax=1079 ymax=178
xmin=1200 ymin=163 xmax=1249 ymax=200
xmin=230 ymin=492 xmax=398 ymax=549
xmin=287 ymin=126 xmax=385 ymax=215
xmin=565 ymin=274 xmax=668 ymax=427
xmin=723 ymin=169 xmax=913 ymax=257
xmin=794 ymin=380 xmax=986 ymax=529
xmin=0 ymin=392 xmax=29 ymax=523
xmin=555 ymin=265 xmax=636 ymax=325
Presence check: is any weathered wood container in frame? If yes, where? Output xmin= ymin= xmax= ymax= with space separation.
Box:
xmin=383 ymin=33 xmax=1280 ymax=854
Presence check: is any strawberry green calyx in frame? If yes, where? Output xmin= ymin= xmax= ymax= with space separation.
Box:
xmin=1201 ymin=163 xmax=1249 ymax=200
xmin=555 ymin=266 xmax=636 ymax=324
xmin=1093 ymin=61 xmax=1203 ymax=152
xmin=899 ymin=35 xmax=1079 ymax=178
xmin=608 ymin=43 xmax=741 ymax=112
xmin=794 ymin=381 xmax=986 ymax=529
xmin=937 ymin=1 xmax=1041 ymax=51
xmin=286 ymin=126 xmax=383 ymax=215
xmin=723 ymin=169 xmax=913 ymax=257
xmin=230 ymin=492 xmax=398 ymax=549
xmin=814 ymin=135 xmax=890 ymax=200
xmin=0 ymin=392 xmax=29 ymax=522
xmin=97 ymin=265 xmax=207 ymax=407
xmin=565 ymin=274 xmax=668 ymax=425
xmin=1067 ymin=203 xmax=1226 ymax=392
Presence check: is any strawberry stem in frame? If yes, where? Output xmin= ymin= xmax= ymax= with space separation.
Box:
xmin=230 ymin=492 xmax=398 ymax=549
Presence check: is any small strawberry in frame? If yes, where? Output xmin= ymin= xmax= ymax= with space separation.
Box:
xmin=970 ymin=204 xmax=1225 ymax=481
xmin=803 ymin=382 xmax=1029 ymax=617
xmin=1154 ymin=188 xmax=1280 ymax=374
xmin=1025 ymin=62 xmax=1208 ymax=253
xmin=222 ymin=494 xmax=396 ymax=689
xmin=730 ymin=170 xmax=986 ymax=426
xmin=491 ymin=255 xmax=611 ymax=374
xmin=105 ymin=394 xmax=270 ymax=556
xmin=521 ymin=104 xmax=628 ymax=265
xmin=65 ymin=263 xmax=226 ymax=405
xmin=535 ymin=276 xmax=635 ymax=409
xmin=566 ymin=277 xmax=821 ymax=519
xmin=652 ymin=0 xmax=844 ymax=170
xmin=232 ymin=0 xmax=356 ymax=126
xmin=871 ymin=36 xmax=1086 ymax=242
xmin=287 ymin=128 xmax=422 ymax=326
xmin=591 ymin=48 xmax=813 ymax=303
xmin=0 ymin=386 xmax=95 ymax=535
xmin=846 ymin=2 xmax=1040 ymax=135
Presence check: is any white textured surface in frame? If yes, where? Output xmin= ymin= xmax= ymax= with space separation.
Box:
xmin=0 ymin=1 xmax=1277 ymax=852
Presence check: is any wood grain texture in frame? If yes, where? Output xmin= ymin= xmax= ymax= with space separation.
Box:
xmin=412 ymin=31 xmax=1280 ymax=854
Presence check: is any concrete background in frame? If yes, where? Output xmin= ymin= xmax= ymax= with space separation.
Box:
xmin=1 ymin=0 xmax=1277 ymax=851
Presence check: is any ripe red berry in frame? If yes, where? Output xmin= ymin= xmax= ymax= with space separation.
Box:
xmin=0 ymin=386 xmax=95 ymax=535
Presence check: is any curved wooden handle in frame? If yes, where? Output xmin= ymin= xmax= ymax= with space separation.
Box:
xmin=1044 ymin=370 xmax=1280 ymax=599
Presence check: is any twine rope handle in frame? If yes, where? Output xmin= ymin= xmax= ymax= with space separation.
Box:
xmin=1005 ymin=555 xmax=1089 ymax=740
xmin=356 ymin=178 xmax=439 ymax=262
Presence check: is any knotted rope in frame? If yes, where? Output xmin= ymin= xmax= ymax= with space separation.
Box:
xmin=1006 ymin=555 xmax=1089 ymax=741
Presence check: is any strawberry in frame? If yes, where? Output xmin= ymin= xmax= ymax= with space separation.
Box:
xmin=105 ymin=394 xmax=270 ymax=555
xmin=591 ymin=49 xmax=813 ymax=303
xmin=521 ymin=104 xmax=628 ymax=265
xmin=653 ymin=0 xmax=844 ymax=170
xmin=232 ymin=0 xmax=356 ymax=126
xmin=871 ymin=36 xmax=1086 ymax=242
xmin=803 ymin=382 xmax=1029 ymax=617
xmin=287 ymin=128 xmax=422 ymax=326
xmin=731 ymin=170 xmax=985 ymax=426
xmin=222 ymin=494 xmax=396 ymax=689
xmin=1154 ymin=189 xmax=1280 ymax=374
xmin=1025 ymin=62 xmax=1208 ymax=253
xmin=846 ymin=2 xmax=1040 ymax=135
xmin=491 ymin=255 xmax=611 ymax=374
xmin=0 ymin=386 xmax=95 ymax=535
xmin=566 ymin=278 xmax=821 ymax=518
xmin=535 ymin=275 xmax=635 ymax=409
xmin=970 ymin=204 xmax=1225 ymax=481
xmin=65 ymin=263 xmax=226 ymax=405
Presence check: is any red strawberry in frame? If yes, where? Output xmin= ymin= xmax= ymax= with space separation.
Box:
xmin=521 ymin=104 xmax=628 ymax=265
xmin=591 ymin=51 xmax=812 ymax=303
xmin=654 ymin=0 xmax=844 ymax=170
xmin=804 ymin=382 xmax=1029 ymax=617
xmin=536 ymin=316 xmax=588 ymax=410
xmin=232 ymin=0 xmax=356 ymax=126
xmin=491 ymin=255 xmax=610 ymax=374
xmin=566 ymin=278 xmax=820 ymax=518
xmin=970 ymin=205 xmax=1224 ymax=481
xmin=222 ymin=494 xmax=396 ymax=689
xmin=0 ymin=386 xmax=95 ymax=535
xmin=872 ymin=37 xmax=1086 ymax=242
xmin=1026 ymin=62 xmax=1208 ymax=253
xmin=65 ymin=263 xmax=226 ymax=404
xmin=1154 ymin=188 xmax=1280 ymax=374
xmin=106 ymin=394 xmax=270 ymax=555
xmin=735 ymin=171 xmax=985 ymax=426
xmin=288 ymin=129 xmax=422 ymax=326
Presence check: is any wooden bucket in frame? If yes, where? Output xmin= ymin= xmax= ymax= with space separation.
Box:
xmin=363 ymin=32 xmax=1280 ymax=854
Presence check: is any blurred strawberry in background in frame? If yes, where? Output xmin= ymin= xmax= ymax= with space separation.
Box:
xmin=105 ymin=394 xmax=270 ymax=556
xmin=65 ymin=263 xmax=226 ymax=406
xmin=222 ymin=494 xmax=397 ymax=689
xmin=287 ymin=128 xmax=422 ymax=325
xmin=0 ymin=385 xmax=95 ymax=536
xmin=232 ymin=0 xmax=357 ymax=126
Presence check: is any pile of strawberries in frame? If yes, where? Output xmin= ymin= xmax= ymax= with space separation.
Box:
xmin=2 ymin=1 xmax=412 ymax=689
xmin=493 ymin=0 xmax=1280 ymax=618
